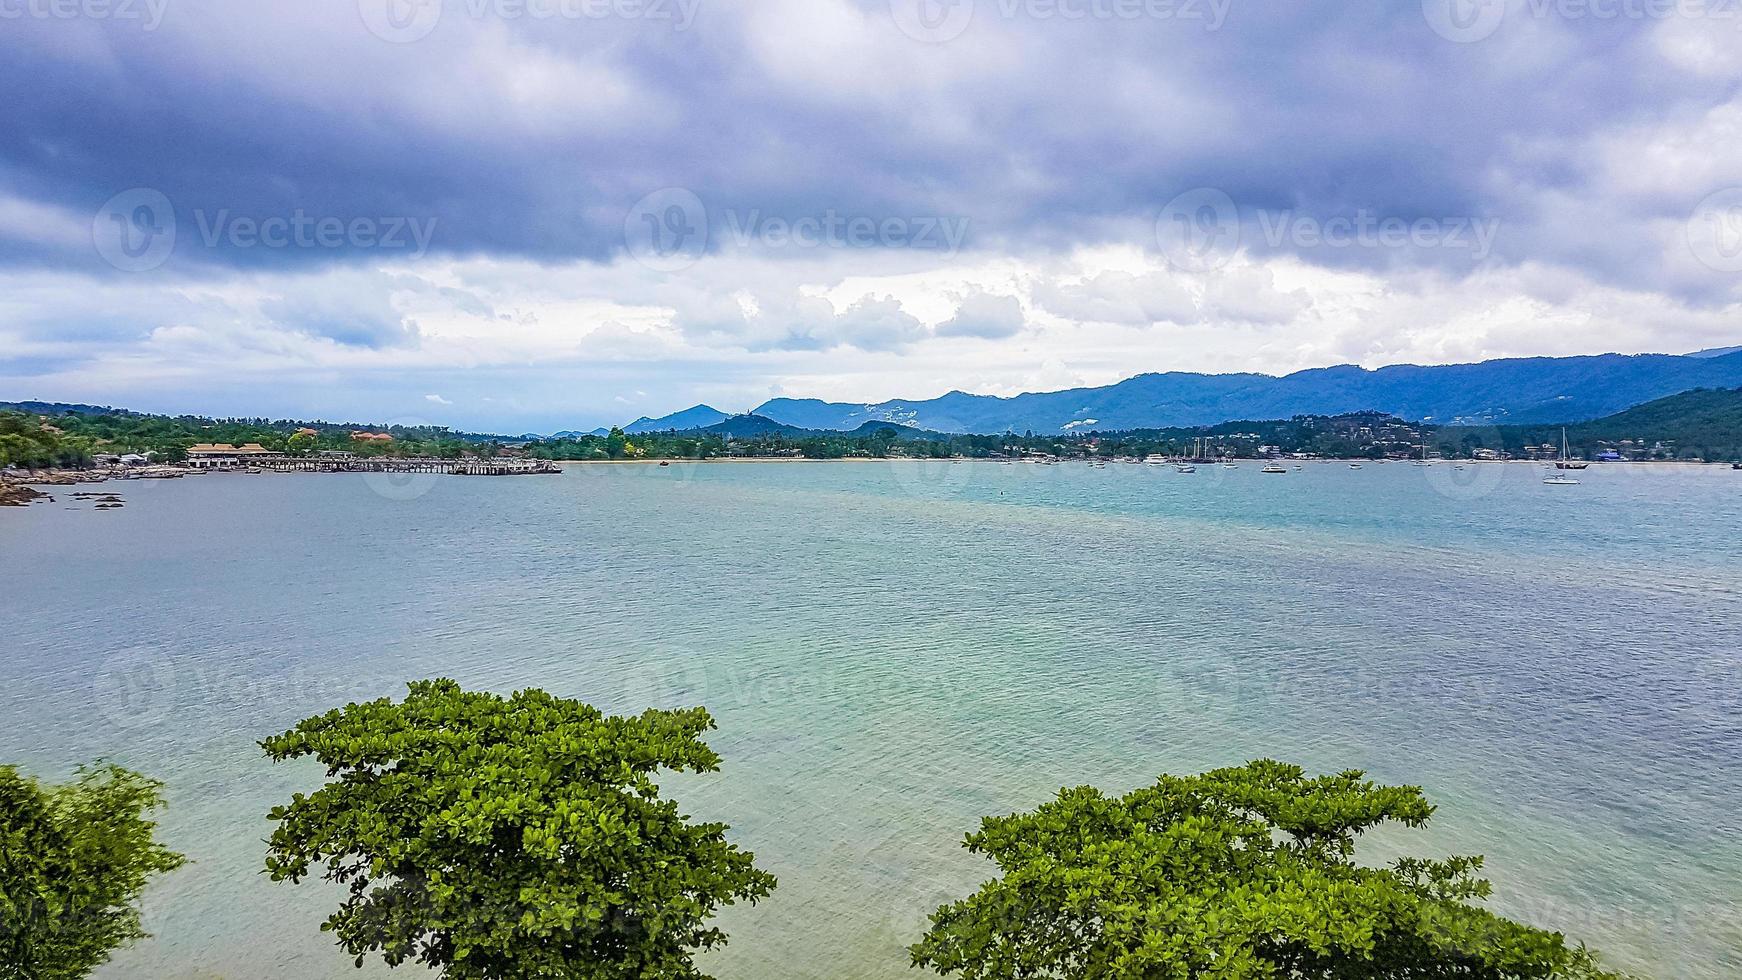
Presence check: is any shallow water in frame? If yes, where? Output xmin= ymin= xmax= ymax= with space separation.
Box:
xmin=4 ymin=460 xmax=1740 ymax=978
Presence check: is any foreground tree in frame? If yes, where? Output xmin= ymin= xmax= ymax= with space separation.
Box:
xmin=0 ymin=764 xmax=186 ymax=979
xmin=911 ymin=760 xmax=1631 ymax=980
xmin=261 ymin=679 xmax=775 ymax=979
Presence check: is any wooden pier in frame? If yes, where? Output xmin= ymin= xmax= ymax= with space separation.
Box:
xmin=253 ymin=457 xmax=563 ymax=476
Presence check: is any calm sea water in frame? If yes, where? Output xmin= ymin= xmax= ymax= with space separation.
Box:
xmin=4 ymin=461 xmax=1740 ymax=979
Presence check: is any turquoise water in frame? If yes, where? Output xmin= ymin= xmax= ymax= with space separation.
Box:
xmin=4 ymin=461 xmax=1740 ymax=979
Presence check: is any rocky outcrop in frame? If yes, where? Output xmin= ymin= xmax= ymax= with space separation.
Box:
xmin=0 ymin=481 xmax=49 ymax=507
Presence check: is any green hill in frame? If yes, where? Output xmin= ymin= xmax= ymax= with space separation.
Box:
xmin=1494 ymin=387 xmax=1742 ymax=461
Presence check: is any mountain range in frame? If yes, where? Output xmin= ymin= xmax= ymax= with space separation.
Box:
xmin=617 ymin=350 xmax=1742 ymax=435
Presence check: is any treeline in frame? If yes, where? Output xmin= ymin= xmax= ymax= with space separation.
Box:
xmin=3 ymin=680 xmax=1638 ymax=980
xmin=523 ymin=412 xmax=1432 ymax=462
xmin=8 ymin=386 xmax=1738 ymax=471
xmin=1489 ymin=387 xmax=1742 ymax=461
xmin=0 ymin=411 xmax=98 ymax=468
xmin=0 ymin=408 xmax=490 ymax=466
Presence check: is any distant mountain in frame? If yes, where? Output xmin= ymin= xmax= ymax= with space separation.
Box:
xmin=519 ymin=429 xmax=604 ymax=440
xmin=844 ymin=420 xmax=951 ymax=441
xmin=696 ymin=414 xmax=809 ymax=437
xmin=752 ymin=351 xmax=1742 ymax=433
xmin=623 ymin=405 xmax=731 ymax=434
xmin=1689 ymin=345 xmax=1742 ymax=358
xmin=2 ymin=400 xmax=138 ymax=417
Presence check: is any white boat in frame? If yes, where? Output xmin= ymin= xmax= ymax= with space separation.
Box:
xmin=1262 ymin=462 xmax=1287 ymax=474
xmin=1145 ymin=454 xmax=1168 ymax=466
xmin=1175 ymin=464 xmax=1197 ymax=474
xmin=1222 ymin=461 xmax=1238 ymax=469
xmin=1349 ymin=462 xmax=1363 ymax=469
xmin=1544 ymin=473 xmax=1580 ymax=485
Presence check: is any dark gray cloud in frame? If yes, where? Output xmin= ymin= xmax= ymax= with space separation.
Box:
xmin=0 ymin=0 xmax=1734 ymax=295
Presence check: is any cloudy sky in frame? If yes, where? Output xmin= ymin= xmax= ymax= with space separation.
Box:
xmin=3 ymin=0 xmax=1740 ymax=432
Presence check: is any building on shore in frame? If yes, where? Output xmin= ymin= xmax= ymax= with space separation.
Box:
xmin=185 ymin=443 xmax=281 ymax=470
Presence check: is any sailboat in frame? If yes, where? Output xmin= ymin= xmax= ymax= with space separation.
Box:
xmin=1412 ymin=436 xmax=1434 ymax=466
xmin=1545 ymin=428 xmax=1581 ymax=483
xmin=1555 ymin=428 xmax=1589 ymax=470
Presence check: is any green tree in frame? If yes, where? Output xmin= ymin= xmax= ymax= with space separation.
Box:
xmin=605 ymin=427 xmax=629 ymax=460
xmin=285 ymin=431 xmax=316 ymax=454
xmin=911 ymin=760 xmax=1630 ymax=980
xmin=261 ymin=679 xmax=775 ymax=979
xmin=0 ymin=764 xmax=187 ymax=979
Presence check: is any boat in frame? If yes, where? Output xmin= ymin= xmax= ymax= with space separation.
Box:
xmin=1544 ymin=473 xmax=1580 ymax=485
xmin=1222 ymin=460 xmax=1238 ymax=469
xmin=1349 ymin=462 xmax=1363 ymax=469
xmin=1734 ymin=462 xmax=1742 ymax=470
xmin=1412 ymin=437 xmax=1434 ymax=466
xmin=1175 ymin=464 xmax=1197 ymax=474
xmin=1145 ymin=454 xmax=1168 ymax=466
xmin=1293 ymin=464 xmax=1303 ymax=471
xmin=1555 ymin=428 xmax=1589 ymax=469
xmin=1262 ymin=462 xmax=1287 ymax=474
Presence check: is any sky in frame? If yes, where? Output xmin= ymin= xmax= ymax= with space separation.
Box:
xmin=2 ymin=0 xmax=1741 ymax=433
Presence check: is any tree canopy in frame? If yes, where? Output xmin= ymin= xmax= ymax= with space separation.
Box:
xmin=911 ymin=760 xmax=1629 ymax=980
xmin=0 ymin=764 xmax=186 ymax=980
xmin=260 ymin=679 xmax=775 ymax=980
